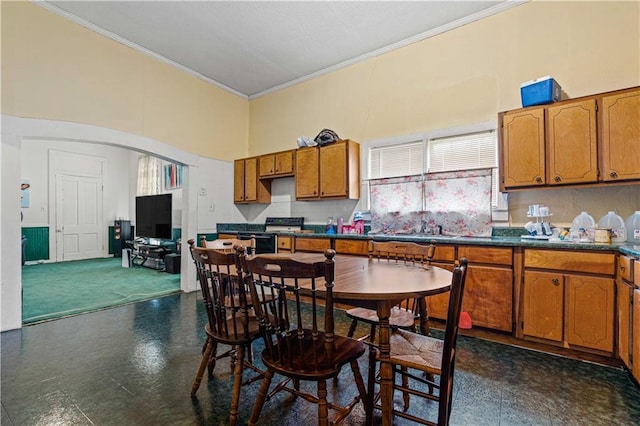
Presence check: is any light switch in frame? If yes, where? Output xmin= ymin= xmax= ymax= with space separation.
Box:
xmin=199 ymin=188 xmax=207 ymax=196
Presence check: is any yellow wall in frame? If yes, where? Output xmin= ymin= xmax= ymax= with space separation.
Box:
xmin=2 ymin=1 xmax=639 ymax=179
xmin=1 ymin=1 xmax=249 ymax=162
xmin=248 ymin=1 xmax=639 ymax=155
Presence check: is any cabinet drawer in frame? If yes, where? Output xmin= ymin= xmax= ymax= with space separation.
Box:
xmin=217 ymin=233 xmax=236 ymax=239
xmin=458 ymin=246 xmax=512 ymax=266
xmin=525 ymin=249 xmax=615 ymax=275
xmin=277 ymin=236 xmax=293 ymax=251
xmin=618 ymin=255 xmax=633 ymax=282
xmin=295 ymin=237 xmax=331 ymax=253
xmin=635 ymin=260 xmax=640 ymax=286
xmin=334 ymin=239 xmax=369 ymax=256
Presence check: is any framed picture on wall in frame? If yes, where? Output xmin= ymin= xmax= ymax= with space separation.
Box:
xmin=164 ymin=163 xmax=183 ymax=190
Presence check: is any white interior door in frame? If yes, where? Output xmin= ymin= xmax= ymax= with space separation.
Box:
xmin=55 ymin=174 xmax=104 ymax=261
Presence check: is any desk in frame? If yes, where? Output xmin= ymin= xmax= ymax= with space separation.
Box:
xmin=273 ymin=253 xmax=453 ymax=426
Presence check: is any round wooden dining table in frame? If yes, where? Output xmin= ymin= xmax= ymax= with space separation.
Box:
xmin=283 ymin=253 xmax=453 ymax=426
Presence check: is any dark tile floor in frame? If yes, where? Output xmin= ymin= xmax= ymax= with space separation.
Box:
xmin=2 ymin=292 xmax=639 ymax=425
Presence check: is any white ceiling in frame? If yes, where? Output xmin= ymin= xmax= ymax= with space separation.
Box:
xmin=42 ymin=1 xmax=524 ymax=99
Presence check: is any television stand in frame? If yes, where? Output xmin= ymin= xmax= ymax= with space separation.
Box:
xmin=127 ymin=241 xmax=171 ymax=270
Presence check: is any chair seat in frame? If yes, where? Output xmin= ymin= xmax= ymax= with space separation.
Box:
xmin=262 ymin=330 xmax=366 ymax=380
xmin=345 ymin=306 xmax=417 ymax=328
xmin=387 ymin=328 xmax=445 ymax=375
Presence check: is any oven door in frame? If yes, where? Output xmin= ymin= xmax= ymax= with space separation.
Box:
xmin=237 ymin=232 xmax=276 ymax=254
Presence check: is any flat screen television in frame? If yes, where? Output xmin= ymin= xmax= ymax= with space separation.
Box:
xmin=135 ymin=194 xmax=172 ymax=239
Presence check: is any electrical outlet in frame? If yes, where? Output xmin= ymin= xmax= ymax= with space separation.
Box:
xmin=199 ymin=188 xmax=207 ymax=196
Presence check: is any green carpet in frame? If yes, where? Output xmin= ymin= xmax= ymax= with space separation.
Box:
xmin=21 ymin=257 xmax=181 ymax=324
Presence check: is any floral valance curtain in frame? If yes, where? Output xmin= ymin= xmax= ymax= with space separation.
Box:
xmin=137 ymin=155 xmax=162 ymax=196
xmin=370 ymin=168 xmax=493 ymax=237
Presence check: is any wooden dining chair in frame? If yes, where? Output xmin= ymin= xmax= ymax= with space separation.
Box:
xmin=237 ymin=248 xmax=368 ymax=426
xmin=366 ymin=258 xmax=468 ymax=426
xmin=346 ymin=240 xmax=436 ymax=342
xmin=187 ymin=240 xmax=264 ymax=425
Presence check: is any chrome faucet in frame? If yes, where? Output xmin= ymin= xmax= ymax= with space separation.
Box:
xmin=420 ymin=220 xmax=442 ymax=235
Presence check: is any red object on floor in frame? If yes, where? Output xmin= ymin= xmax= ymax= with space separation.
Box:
xmin=459 ymin=311 xmax=472 ymax=329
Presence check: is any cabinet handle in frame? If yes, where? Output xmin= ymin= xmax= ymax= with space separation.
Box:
xmin=620 ymin=265 xmax=625 ymax=271
xmin=610 ymin=170 xmax=618 ymax=179
xmin=552 ymin=278 xmax=560 ymax=286
xmin=554 ymin=175 xmax=561 ymax=182
xmin=535 ymin=176 xmax=543 ymax=184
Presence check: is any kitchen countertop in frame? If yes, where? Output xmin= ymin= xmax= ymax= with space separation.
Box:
xmin=217 ymin=227 xmax=640 ymax=256
xmin=290 ymin=232 xmax=639 ymax=254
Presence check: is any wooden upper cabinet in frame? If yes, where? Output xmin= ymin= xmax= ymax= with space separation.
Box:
xmin=600 ymin=88 xmax=640 ymax=182
xmin=234 ymin=157 xmax=271 ymax=204
xmin=295 ymin=146 xmax=320 ymax=198
xmin=500 ymin=108 xmax=545 ymax=190
xmin=296 ymin=140 xmax=360 ymax=200
xmin=499 ymin=85 xmax=640 ymax=191
xmin=547 ymin=99 xmax=598 ymax=185
xmin=259 ymin=150 xmax=295 ymax=178
xmin=319 ymin=140 xmax=360 ymax=198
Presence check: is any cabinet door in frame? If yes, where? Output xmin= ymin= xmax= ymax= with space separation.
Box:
xmin=617 ymin=280 xmax=633 ymax=368
xmin=547 ymin=99 xmax=598 ymax=185
xmin=244 ymin=157 xmax=259 ymax=202
xmin=601 ymin=89 xmax=640 ymax=182
xmin=426 ymin=262 xmax=455 ymax=320
xmin=295 ymin=147 xmax=319 ymax=199
xmin=319 ymin=141 xmax=348 ymax=197
xmin=501 ymin=108 xmax=546 ymax=188
xmin=633 ymin=289 xmax=640 ymax=383
xmin=523 ymin=270 xmax=564 ymax=342
xmin=463 ymin=266 xmax=513 ymax=332
xmin=274 ymin=150 xmax=295 ymax=175
xmin=565 ymin=275 xmax=614 ymax=352
xmin=234 ymin=159 xmax=246 ymax=202
xmin=258 ymin=154 xmax=275 ymax=177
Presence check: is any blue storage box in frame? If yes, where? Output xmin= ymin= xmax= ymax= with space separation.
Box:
xmin=520 ymin=76 xmax=562 ymax=107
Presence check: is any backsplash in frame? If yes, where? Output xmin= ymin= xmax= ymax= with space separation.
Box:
xmin=508 ymin=185 xmax=639 ymax=228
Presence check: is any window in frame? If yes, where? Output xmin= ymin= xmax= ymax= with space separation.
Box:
xmin=137 ymin=155 xmax=162 ymax=196
xmin=368 ymin=126 xmax=500 ymax=208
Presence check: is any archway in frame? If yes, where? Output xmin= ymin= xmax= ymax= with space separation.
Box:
xmin=1 ymin=115 xmax=199 ymax=331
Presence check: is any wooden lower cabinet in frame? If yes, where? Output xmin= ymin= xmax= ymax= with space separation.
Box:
xmin=633 ymin=289 xmax=640 ymax=383
xmin=334 ymin=239 xmax=369 ymax=256
xmin=523 ymin=271 xmax=564 ymax=342
xmin=565 ymin=275 xmax=614 ymax=352
xmin=428 ymin=245 xmax=513 ymax=332
xmin=616 ymin=279 xmax=633 ymax=368
xmin=522 ymin=249 xmax=616 ymax=353
xmin=294 ymin=237 xmax=331 ymax=253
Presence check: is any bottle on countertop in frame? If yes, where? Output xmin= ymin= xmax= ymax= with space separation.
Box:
xmin=626 ymin=211 xmax=640 ymax=244
xmin=571 ymin=211 xmax=595 ymax=242
xmin=326 ymin=217 xmax=336 ymax=234
xmin=353 ymin=211 xmax=365 ymax=235
xmin=597 ymin=211 xmax=626 ymax=243
xmin=337 ymin=217 xmax=344 ymax=234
